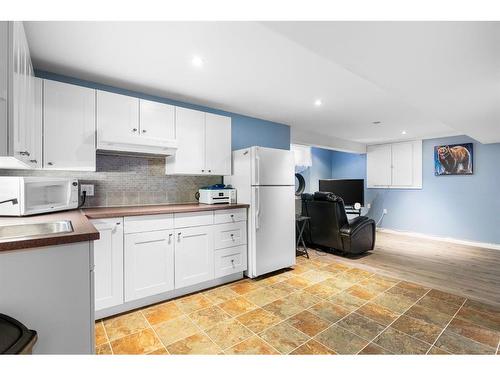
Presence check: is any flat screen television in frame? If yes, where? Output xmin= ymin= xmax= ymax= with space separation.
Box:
xmin=319 ymin=179 xmax=364 ymax=207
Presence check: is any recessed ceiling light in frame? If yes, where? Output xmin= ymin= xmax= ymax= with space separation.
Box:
xmin=372 ymin=121 xmax=381 ymax=125
xmin=191 ymin=56 xmax=204 ymax=67
xmin=402 ymin=130 xmax=407 ymax=135
xmin=314 ymin=99 xmax=322 ymax=107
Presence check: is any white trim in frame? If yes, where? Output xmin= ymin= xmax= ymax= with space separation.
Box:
xmin=377 ymin=227 xmax=500 ymax=251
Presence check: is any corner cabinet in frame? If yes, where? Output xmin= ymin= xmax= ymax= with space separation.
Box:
xmin=166 ymin=107 xmax=232 ymax=176
xmin=367 ymin=140 xmax=422 ymax=189
xmin=43 ymin=80 xmax=96 ymax=171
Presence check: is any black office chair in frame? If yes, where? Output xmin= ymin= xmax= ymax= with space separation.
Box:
xmin=301 ymin=192 xmax=375 ymax=255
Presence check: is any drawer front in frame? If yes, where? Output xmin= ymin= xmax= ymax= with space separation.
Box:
xmin=174 ymin=211 xmax=214 ymax=228
xmin=214 ymin=208 xmax=247 ymax=224
xmin=214 ymin=245 xmax=247 ymax=278
xmin=124 ymin=214 xmax=174 ymax=234
xmin=214 ymin=221 xmax=247 ymax=250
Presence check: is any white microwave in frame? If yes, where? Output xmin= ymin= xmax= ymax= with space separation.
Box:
xmin=0 ymin=177 xmax=79 ymax=216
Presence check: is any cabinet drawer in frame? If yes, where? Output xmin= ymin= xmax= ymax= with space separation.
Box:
xmin=214 ymin=222 xmax=247 ymax=250
xmin=214 ymin=245 xmax=247 ymax=278
xmin=124 ymin=214 xmax=173 ymax=234
xmin=214 ymin=208 xmax=247 ymax=224
xmin=174 ymin=211 xmax=214 ymax=228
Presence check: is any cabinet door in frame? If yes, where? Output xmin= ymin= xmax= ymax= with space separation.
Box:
xmin=367 ymin=144 xmax=392 ymax=187
xmin=205 ymin=113 xmax=231 ymax=175
xmin=174 ymin=226 xmax=214 ymax=288
xmin=391 ymin=141 xmax=414 ymax=187
xmin=92 ymin=218 xmax=124 ymax=311
xmin=43 ymin=80 xmax=96 ymax=171
xmin=124 ymin=230 xmax=174 ymax=301
xmin=28 ymin=77 xmax=42 ymax=168
xmin=139 ymin=99 xmax=175 ymax=140
xmin=166 ymin=107 xmax=205 ymax=174
xmin=97 ymin=90 xmax=139 ymax=146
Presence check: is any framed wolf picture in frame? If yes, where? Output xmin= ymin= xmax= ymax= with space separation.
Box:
xmin=434 ymin=143 xmax=473 ymax=175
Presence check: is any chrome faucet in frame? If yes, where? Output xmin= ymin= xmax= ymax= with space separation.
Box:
xmin=0 ymin=198 xmax=18 ymax=205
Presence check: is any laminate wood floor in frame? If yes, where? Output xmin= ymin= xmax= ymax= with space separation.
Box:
xmin=315 ymin=231 xmax=500 ymax=307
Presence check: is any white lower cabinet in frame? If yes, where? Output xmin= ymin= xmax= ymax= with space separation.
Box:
xmin=174 ymin=225 xmax=215 ymax=289
xmin=124 ymin=229 xmax=175 ymax=301
xmin=214 ymin=245 xmax=247 ymax=278
xmin=92 ymin=218 xmax=124 ymax=311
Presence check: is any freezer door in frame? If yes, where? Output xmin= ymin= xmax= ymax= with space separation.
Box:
xmin=251 ymin=186 xmax=296 ymax=277
xmin=252 ymin=147 xmax=295 ymax=186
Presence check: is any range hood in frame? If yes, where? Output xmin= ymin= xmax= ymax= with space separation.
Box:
xmin=97 ymin=135 xmax=178 ymax=157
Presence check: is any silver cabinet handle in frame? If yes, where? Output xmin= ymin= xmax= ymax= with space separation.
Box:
xmin=47 ymin=162 xmax=54 ymax=166
xmin=142 ymin=129 xmax=147 ymax=133
xmin=29 ymin=159 xmax=37 ymax=164
xmin=19 ymin=151 xmax=30 ymax=156
xmin=230 ymin=233 xmax=235 ymax=240
xmin=230 ymin=214 xmax=234 ymax=218
xmin=201 ymin=169 xmax=205 ymax=172
xmin=116 ymin=222 xmax=121 ymax=225
xmin=177 ymin=232 xmax=182 ymax=240
xmin=132 ymin=128 xmax=138 ymax=132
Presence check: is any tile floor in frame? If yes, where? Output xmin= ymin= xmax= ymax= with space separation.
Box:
xmin=95 ymin=251 xmax=500 ymax=355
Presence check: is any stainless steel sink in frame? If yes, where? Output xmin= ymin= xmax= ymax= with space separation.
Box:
xmin=0 ymin=220 xmax=74 ymax=240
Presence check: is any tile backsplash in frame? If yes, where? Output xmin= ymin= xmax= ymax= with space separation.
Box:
xmin=0 ymin=155 xmax=221 ymax=207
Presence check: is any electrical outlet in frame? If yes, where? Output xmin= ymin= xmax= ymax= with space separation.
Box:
xmin=80 ymin=184 xmax=94 ymax=197
xmin=383 ymin=208 xmax=388 ymax=214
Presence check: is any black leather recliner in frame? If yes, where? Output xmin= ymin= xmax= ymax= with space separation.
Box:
xmin=301 ymin=192 xmax=376 ymax=255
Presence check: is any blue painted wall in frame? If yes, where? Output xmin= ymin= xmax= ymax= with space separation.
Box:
xmin=329 ymin=135 xmax=500 ymax=244
xmin=35 ymin=70 xmax=291 ymax=151
xmin=300 ymin=147 xmax=334 ymax=193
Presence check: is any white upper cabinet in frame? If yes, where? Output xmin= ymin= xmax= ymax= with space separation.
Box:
xmin=43 ymin=80 xmax=96 ymax=171
xmin=367 ymin=140 xmax=422 ymax=189
xmin=0 ymin=21 xmax=39 ymax=169
xmin=166 ymin=107 xmax=232 ymax=175
xmin=166 ymin=107 xmax=206 ymax=175
xmin=97 ymin=90 xmax=139 ymax=147
xmin=139 ymin=99 xmax=175 ymax=140
xmin=205 ymin=113 xmax=232 ymax=175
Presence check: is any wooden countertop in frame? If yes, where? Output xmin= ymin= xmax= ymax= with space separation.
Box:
xmin=0 ymin=203 xmax=249 ymax=251
xmin=83 ymin=203 xmax=249 ymax=219
xmin=0 ymin=210 xmax=99 ymax=252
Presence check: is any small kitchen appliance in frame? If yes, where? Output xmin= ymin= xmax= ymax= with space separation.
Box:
xmin=198 ymin=184 xmax=236 ymax=205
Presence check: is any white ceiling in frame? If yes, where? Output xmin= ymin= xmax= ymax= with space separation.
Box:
xmin=24 ymin=21 xmax=499 ymax=149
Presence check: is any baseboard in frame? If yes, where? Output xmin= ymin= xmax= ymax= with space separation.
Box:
xmin=377 ymin=228 xmax=500 ymax=251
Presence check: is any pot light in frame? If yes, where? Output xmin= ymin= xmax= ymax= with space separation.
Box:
xmin=402 ymin=130 xmax=407 ymax=135
xmin=191 ymin=56 xmax=204 ymax=67
xmin=314 ymin=99 xmax=322 ymax=107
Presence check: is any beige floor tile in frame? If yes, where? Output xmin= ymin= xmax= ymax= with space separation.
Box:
xmin=244 ymin=286 xmax=282 ymax=307
xmin=95 ymin=321 xmax=108 ymax=346
xmin=286 ymin=310 xmax=331 ymax=336
xmin=356 ymin=302 xmax=399 ymax=326
xmin=393 ymin=281 xmax=430 ymax=299
xmin=405 ymin=304 xmax=453 ymax=327
xmin=284 ymin=275 xmax=314 ymax=289
xmin=110 ymin=328 xmax=163 ymax=355
xmin=259 ymin=322 xmax=309 ymax=354
xmin=372 ymin=292 xmax=418 ymax=314
xmin=269 ymin=281 xmax=296 ymax=296
xmin=315 ymin=325 xmax=369 ymax=354
xmin=358 ymin=343 xmax=392 ymax=355
xmin=391 ymin=315 xmax=442 ymax=344
xmin=188 ymin=306 xmax=232 ymax=330
xmin=427 ymin=346 xmax=451 ymax=355
xmin=153 ymin=315 xmax=200 ymax=346
xmin=446 ymin=317 xmax=500 ymax=348
xmin=455 ymin=306 xmax=500 ymax=332
xmin=328 ymin=291 xmax=366 ymax=311
xmin=337 ymin=313 xmax=386 ymax=341
xmin=304 ymin=280 xmax=341 ymax=299
xmin=415 ymin=295 xmax=461 ymax=316
xmin=148 ymin=347 xmax=169 ymax=355
xmin=218 ymin=296 xmax=256 ymax=317
xmin=434 ymin=331 xmax=496 ymax=354
xmin=290 ymin=339 xmax=336 ymax=355
xmin=262 ymin=298 xmax=305 ymax=320
xmin=373 ymin=327 xmax=430 ymax=354
xmin=225 ymin=336 xmax=278 ymax=355
xmin=236 ymin=308 xmax=282 ymax=333
xmin=427 ymin=289 xmax=466 ymax=306
xmin=174 ymin=294 xmax=213 ymax=314
xmin=287 ymin=290 xmax=321 ymax=310
xmin=167 ymin=333 xmax=221 ymax=354
xmin=95 ymin=342 xmax=112 ymax=355
xmin=229 ymin=280 xmax=261 ymax=295
xmin=142 ymin=301 xmax=183 ymax=325
xmin=103 ymin=311 xmax=149 ymax=341
xmin=205 ymin=319 xmax=253 ymax=350
xmin=463 ymin=299 xmax=500 ymax=315
xmin=345 ymin=285 xmax=380 ymax=300
xmin=308 ymin=301 xmax=350 ymax=323
xmin=203 ymin=287 xmax=239 ymax=304
xmin=300 ymin=270 xmax=331 ymax=283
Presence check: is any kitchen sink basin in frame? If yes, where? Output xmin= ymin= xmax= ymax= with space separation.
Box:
xmin=0 ymin=220 xmax=74 ymax=240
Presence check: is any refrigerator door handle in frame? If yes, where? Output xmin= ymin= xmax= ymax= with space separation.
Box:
xmin=255 ymin=153 xmax=260 ymax=186
xmin=255 ymin=187 xmax=260 ymax=230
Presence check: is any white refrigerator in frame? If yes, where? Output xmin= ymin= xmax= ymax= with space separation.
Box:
xmin=225 ymin=146 xmax=296 ymax=278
